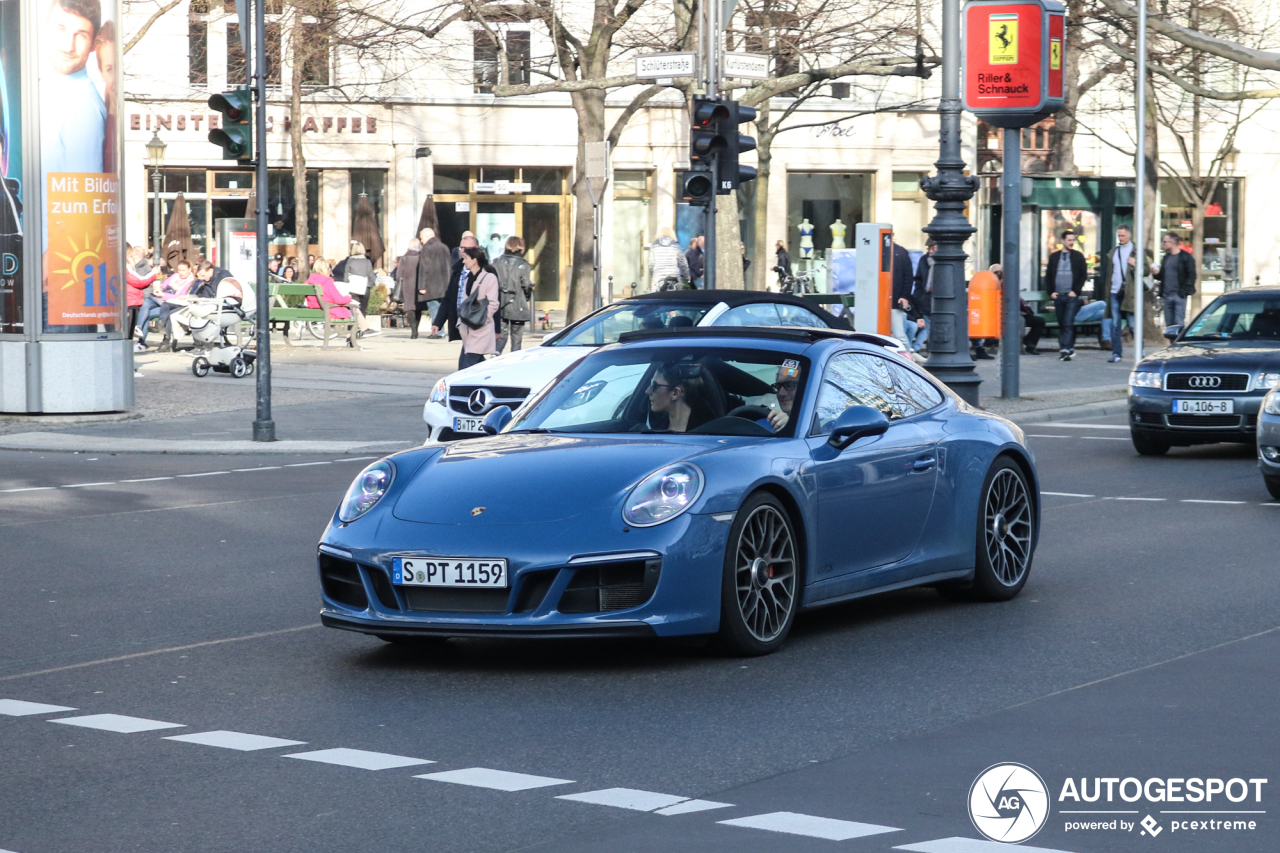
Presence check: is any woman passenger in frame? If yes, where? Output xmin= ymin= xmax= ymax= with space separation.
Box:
xmin=645 ymin=363 xmax=709 ymax=432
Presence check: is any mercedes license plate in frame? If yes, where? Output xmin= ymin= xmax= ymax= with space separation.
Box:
xmin=453 ymin=416 xmax=485 ymax=433
xmin=1172 ymin=399 xmax=1234 ymax=415
xmin=393 ymin=557 xmax=508 ymax=588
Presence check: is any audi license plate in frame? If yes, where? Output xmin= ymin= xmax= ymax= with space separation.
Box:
xmin=392 ymin=557 xmax=508 ymax=588
xmin=453 ymin=416 xmax=485 ymax=434
xmin=1172 ymin=399 xmax=1234 ymax=415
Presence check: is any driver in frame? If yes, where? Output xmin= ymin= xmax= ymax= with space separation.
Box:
xmin=760 ymin=362 xmax=801 ymax=433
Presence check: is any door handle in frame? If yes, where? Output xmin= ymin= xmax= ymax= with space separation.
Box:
xmin=912 ymin=456 xmax=937 ymax=472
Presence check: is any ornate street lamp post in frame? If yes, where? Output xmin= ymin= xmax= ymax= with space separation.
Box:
xmin=920 ymin=0 xmax=982 ymax=404
xmin=145 ymin=132 xmax=167 ymax=268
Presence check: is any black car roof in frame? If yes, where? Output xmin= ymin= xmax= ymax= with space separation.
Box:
xmin=616 ymin=326 xmax=896 ymax=350
xmin=624 ymin=289 xmax=835 ymax=310
xmin=1218 ymin=286 xmax=1280 ymax=298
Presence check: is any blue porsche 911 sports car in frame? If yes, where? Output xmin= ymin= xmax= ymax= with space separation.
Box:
xmin=317 ymin=328 xmax=1040 ymax=655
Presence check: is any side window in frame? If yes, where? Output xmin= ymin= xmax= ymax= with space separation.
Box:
xmin=809 ymin=353 xmax=942 ymax=435
xmin=713 ymin=303 xmax=782 ymax=327
xmin=775 ymin=303 xmax=829 ymax=328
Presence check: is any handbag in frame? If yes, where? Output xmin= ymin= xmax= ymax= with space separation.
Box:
xmin=458 ymin=281 xmax=490 ymax=329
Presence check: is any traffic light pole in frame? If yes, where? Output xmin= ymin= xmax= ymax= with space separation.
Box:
xmin=251 ymin=0 xmax=274 ymax=441
xmin=702 ymin=0 xmax=719 ymax=290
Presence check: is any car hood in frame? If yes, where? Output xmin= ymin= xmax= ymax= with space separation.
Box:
xmin=391 ymin=433 xmax=722 ymax=525
xmin=447 ymin=344 xmax=592 ymax=395
xmin=1141 ymin=342 xmax=1280 ymax=371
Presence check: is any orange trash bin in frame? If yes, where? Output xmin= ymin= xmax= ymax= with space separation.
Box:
xmin=968 ymin=270 xmax=1002 ymax=339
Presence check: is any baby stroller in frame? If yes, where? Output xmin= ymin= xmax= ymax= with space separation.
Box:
xmin=173 ymin=279 xmax=259 ymax=379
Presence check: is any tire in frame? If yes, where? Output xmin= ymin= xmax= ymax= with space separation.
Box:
xmin=191 ymin=357 xmax=211 ymax=378
xmin=1265 ymin=475 xmax=1280 ymax=501
xmin=714 ymin=492 xmax=801 ymax=656
xmin=944 ymin=458 xmax=1035 ymax=602
xmin=230 ymin=357 xmax=247 ymax=378
xmin=1131 ymin=429 xmax=1171 ymax=456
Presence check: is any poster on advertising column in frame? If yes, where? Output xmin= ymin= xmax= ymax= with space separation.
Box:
xmin=0 ymin=0 xmax=22 ymax=334
xmin=39 ymin=0 xmax=123 ymax=332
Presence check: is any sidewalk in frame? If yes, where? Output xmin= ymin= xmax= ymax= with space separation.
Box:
xmin=0 ymin=320 xmax=1130 ymax=453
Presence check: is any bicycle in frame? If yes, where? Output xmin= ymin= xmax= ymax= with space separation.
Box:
xmin=773 ymin=266 xmax=817 ymax=295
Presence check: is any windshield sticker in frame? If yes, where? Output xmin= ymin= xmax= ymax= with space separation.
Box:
xmin=782 ymin=360 xmax=800 ymax=377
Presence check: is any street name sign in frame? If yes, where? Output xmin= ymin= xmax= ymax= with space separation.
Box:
xmin=636 ymin=52 xmax=697 ymax=80
xmin=962 ymin=0 xmax=1064 ymax=128
xmin=723 ymin=52 xmax=770 ymax=81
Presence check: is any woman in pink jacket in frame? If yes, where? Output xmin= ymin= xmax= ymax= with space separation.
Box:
xmin=303 ymin=259 xmax=371 ymax=339
xmin=456 ymin=246 xmax=500 ymax=369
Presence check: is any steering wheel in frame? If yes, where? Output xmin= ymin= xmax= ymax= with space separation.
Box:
xmin=726 ymin=405 xmax=771 ymax=421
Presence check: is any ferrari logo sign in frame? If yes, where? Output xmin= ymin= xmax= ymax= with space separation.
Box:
xmin=1050 ymin=39 xmax=1061 ymax=69
xmin=989 ymin=13 xmax=1019 ymax=64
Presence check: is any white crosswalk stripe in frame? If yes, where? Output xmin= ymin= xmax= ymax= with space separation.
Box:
xmin=0 ymin=699 xmax=76 ymax=716
xmin=718 ymin=811 xmax=901 ymax=840
xmin=895 ymin=837 xmax=1079 ymax=853
xmin=415 ymin=767 xmax=575 ymax=791
xmin=49 ymin=714 xmax=185 ymax=733
xmin=164 ymin=731 xmax=306 ymax=751
xmin=284 ymin=748 xmax=434 ymax=770
xmin=558 ymin=788 xmax=693 ymax=812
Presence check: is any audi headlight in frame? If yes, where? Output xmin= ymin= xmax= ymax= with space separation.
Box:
xmin=429 ymin=379 xmax=448 ymax=405
xmin=1256 ymin=372 xmax=1280 ymax=392
xmin=1129 ymin=371 xmax=1163 ymax=389
xmin=623 ymin=464 xmax=705 ymax=528
xmin=338 ymin=460 xmax=395 ymax=523
xmin=1265 ymin=390 xmax=1280 ymax=416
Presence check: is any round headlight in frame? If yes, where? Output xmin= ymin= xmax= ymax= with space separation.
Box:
xmin=338 ymin=460 xmax=395 ymax=523
xmin=1265 ymin=389 xmax=1280 ymax=416
xmin=623 ymin=463 xmax=705 ymax=527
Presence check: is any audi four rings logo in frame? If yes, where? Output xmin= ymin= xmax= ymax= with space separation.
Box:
xmin=468 ymin=389 xmax=492 ymax=414
xmin=969 ymin=763 xmax=1050 ymax=843
xmin=1188 ymin=375 xmax=1222 ymax=389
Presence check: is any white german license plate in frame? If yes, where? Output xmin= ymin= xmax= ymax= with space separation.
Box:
xmin=1173 ymin=399 xmax=1234 ymax=414
xmin=453 ymin=416 xmax=485 ymax=433
xmin=392 ymin=556 xmax=508 ymax=588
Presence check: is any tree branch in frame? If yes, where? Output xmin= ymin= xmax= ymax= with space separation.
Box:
xmin=607 ymin=84 xmax=666 ymax=146
xmin=124 ymin=0 xmax=184 ymax=54
xmin=739 ymin=57 xmax=938 ymax=107
xmin=1095 ymin=0 xmax=1280 ymax=71
xmin=1103 ymin=40 xmax=1280 ymax=100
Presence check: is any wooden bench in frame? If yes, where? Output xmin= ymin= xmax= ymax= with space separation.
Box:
xmin=267 ymin=282 xmax=355 ymax=348
xmin=1026 ymin=289 xmax=1106 ymax=346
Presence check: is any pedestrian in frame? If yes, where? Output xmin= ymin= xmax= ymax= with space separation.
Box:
xmin=281 ymin=265 xmax=297 ymax=282
xmin=433 ymin=246 xmax=499 ymax=371
xmin=494 ymin=236 xmax=534 ymax=353
xmin=151 ymin=260 xmax=198 ymax=351
xmin=1103 ymin=224 xmax=1142 ymax=362
xmin=1152 ymin=231 xmax=1197 ymax=334
xmin=648 ymin=226 xmax=689 ymax=291
xmin=304 ymin=258 xmax=372 ymax=341
xmin=686 ymin=235 xmax=705 ymax=288
xmin=340 ymin=240 xmax=379 ymax=337
xmin=267 ymin=258 xmax=280 ymax=277
xmin=451 ymin=230 xmax=477 ymax=266
xmin=394 ymin=238 xmax=422 ymax=337
xmin=775 ymin=240 xmax=791 ymax=289
xmin=416 ymin=228 xmax=452 ymax=339
xmin=1045 ymin=229 xmax=1087 ymax=360
xmin=905 ymin=238 xmax=937 ymax=359
xmin=890 ymin=239 xmax=914 ymax=347
xmin=125 ymin=244 xmax=158 ymax=347
xmin=741 ymin=241 xmax=751 ymax=278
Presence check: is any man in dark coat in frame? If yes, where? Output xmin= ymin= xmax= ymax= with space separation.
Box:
xmin=890 ymin=239 xmax=914 ymax=347
xmin=494 ymin=236 xmax=534 ymax=353
xmin=432 ymin=233 xmax=478 ymax=342
xmin=416 ymin=228 xmax=453 ymax=339
xmin=1044 ymin=229 xmax=1088 ymax=360
xmin=685 ymin=236 xmax=705 ymax=288
xmin=905 ymin=238 xmax=936 ymax=356
xmin=395 ymin=240 xmax=422 ymax=337
xmin=1153 ymin=231 xmax=1197 ymax=333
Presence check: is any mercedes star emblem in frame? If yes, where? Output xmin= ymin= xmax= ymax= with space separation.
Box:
xmin=468 ymin=388 xmax=493 ymax=414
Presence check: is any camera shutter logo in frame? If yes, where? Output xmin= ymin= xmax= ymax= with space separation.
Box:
xmin=1188 ymin=375 xmax=1221 ymax=389
xmin=969 ymin=763 xmax=1050 ymax=843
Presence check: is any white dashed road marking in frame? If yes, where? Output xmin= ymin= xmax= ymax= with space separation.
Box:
xmin=1 ymin=456 xmax=374 ymax=493
xmin=1181 ymin=499 xmax=1247 ymax=505
xmin=719 ymin=812 xmax=901 ymax=840
xmin=896 ymin=837 xmax=1079 ymax=853
xmin=232 ymin=466 xmax=282 ymax=472
xmin=164 ymin=730 xmax=306 ymax=751
xmin=177 ymin=471 xmax=229 ymax=478
xmin=63 ymin=482 xmax=115 ymax=488
xmin=285 ymin=748 xmax=434 ymax=770
xmin=50 ymin=714 xmax=185 ymax=733
xmin=0 ymin=699 xmax=76 ymax=716
xmin=120 ymin=477 xmax=173 ymax=482
xmin=654 ymin=799 xmax=736 ymax=815
xmin=558 ymin=788 xmax=692 ymax=812
xmin=1114 ymin=496 xmax=1166 ymax=501
xmin=415 ymin=768 xmax=575 ymax=792
xmin=285 ymin=461 xmax=332 ymax=467
xmin=1080 ymin=436 xmax=1128 ymax=441
xmin=0 ymin=487 xmax=56 ymax=493
xmin=1042 ymin=491 xmax=1095 ymax=498
xmin=1036 ymin=423 xmax=1129 ymax=430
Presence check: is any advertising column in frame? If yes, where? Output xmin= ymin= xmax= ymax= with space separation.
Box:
xmin=0 ymin=0 xmax=131 ymax=412
xmin=1 ymin=0 xmax=22 ymax=335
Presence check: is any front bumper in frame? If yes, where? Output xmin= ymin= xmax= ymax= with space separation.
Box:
xmin=1259 ymin=411 xmax=1280 ymax=476
xmin=1128 ymin=389 xmax=1262 ymax=444
xmin=317 ymin=512 xmax=731 ymax=639
xmin=423 ymin=401 xmax=477 ymax=443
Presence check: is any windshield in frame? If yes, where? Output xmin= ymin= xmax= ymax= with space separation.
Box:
xmin=508 ymin=347 xmax=811 ymax=437
xmin=1183 ymin=296 xmax=1280 ymax=342
xmin=548 ymin=302 xmax=714 ymax=346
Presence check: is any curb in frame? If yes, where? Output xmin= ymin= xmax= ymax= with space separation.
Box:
xmin=1004 ymin=397 xmax=1130 ymax=426
xmin=0 ymin=411 xmax=142 ymax=425
xmin=0 ymin=432 xmax=415 ymax=455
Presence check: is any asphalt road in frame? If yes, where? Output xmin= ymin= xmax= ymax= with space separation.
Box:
xmin=1 ymin=421 xmax=1276 ymax=853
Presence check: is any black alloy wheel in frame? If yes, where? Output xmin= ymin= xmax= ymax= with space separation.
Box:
xmin=942 ymin=457 xmax=1035 ymax=602
xmin=715 ymin=492 xmax=800 ymax=656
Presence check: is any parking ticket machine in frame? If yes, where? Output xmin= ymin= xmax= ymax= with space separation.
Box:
xmin=854 ymin=223 xmax=894 ymax=336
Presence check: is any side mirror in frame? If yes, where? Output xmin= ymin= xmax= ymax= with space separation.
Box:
xmin=1164 ymin=325 xmax=1182 ymax=339
xmin=481 ymin=405 xmax=513 ymax=436
xmin=827 ymin=405 xmax=890 ymax=450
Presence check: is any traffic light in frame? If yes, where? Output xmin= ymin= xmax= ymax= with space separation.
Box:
xmin=716 ymin=101 xmax=757 ymax=194
xmin=681 ymin=164 xmax=714 ymax=208
xmin=689 ymin=97 xmax=730 ymax=165
xmin=208 ymin=88 xmax=254 ymax=162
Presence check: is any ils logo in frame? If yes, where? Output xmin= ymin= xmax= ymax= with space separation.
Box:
xmin=51 ymin=234 xmax=117 ymax=308
xmin=989 ymin=13 xmax=1019 ymax=64
xmin=969 ymin=763 xmax=1050 ymax=843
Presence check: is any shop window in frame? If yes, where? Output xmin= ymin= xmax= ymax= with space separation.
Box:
xmin=506 ymin=31 xmax=530 ymax=86
xmin=524 ymin=168 xmax=562 ymax=195
xmin=481 ymin=167 xmax=516 ymax=183
xmin=473 ymin=30 xmax=531 ymax=93
xmin=785 ymin=173 xmax=869 ymax=260
xmin=228 ymin=22 xmax=281 ymax=86
xmin=189 ymin=18 xmax=208 ymax=85
xmin=350 ymin=169 xmax=387 ymax=261
xmin=433 ymin=167 xmax=471 ymax=194
xmin=212 ymin=172 xmax=250 ymax=190
xmin=612 ymin=171 xmax=649 ymax=195
xmin=164 ymin=170 xmax=208 ymax=194
xmin=524 ymin=203 xmax=561 ymax=303
xmin=264 ymin=170 xmax=319 ymax=249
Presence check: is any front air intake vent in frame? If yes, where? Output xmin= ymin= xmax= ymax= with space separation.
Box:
xmin=557 ymin=559 xmax=660 ymax=613
xmin=319 ymin=554 xmax=369 ymax=610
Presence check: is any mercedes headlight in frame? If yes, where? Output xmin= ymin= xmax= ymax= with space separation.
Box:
xmin=1129 ymin=371 xmax=1162 ymax=389
xmin=623 ymin=464 xmax=704 ymax=528
xmin=1265 ymin=390 xmax=1280 ymax=416
xmin=338 ymin=460 xmax=395 ymax=523
xmin=429 ymin=379 xmax=448 ymax=405
xmin=1255 ymin=372 xmax=1280 ymax=392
